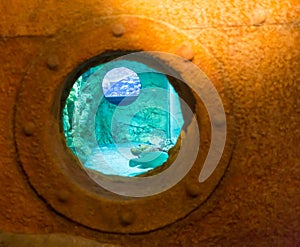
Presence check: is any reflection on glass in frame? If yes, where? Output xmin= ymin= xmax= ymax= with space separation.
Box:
xmin=62 ymin=60 xmax=184 ymax=177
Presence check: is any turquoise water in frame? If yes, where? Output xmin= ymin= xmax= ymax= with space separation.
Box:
xmin=63 ymin=59 xmax=184 ymax=177
xmin=84 ymin=143 xmax=154 ymax=177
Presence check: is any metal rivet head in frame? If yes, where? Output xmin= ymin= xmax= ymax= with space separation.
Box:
xmin=251 ymin=8 xmax=267 ymax=26
xmin=212 ymin=112 xmax=226 ymax=127
xmin=57 ymin=190 xmax=70 ymax=203
xmin=23 ymin=122 xmax=35 ymax=136
xmin=112 ymin=24 xmax=125 ymax=37
xmin=119 ymin=210 xmax=135 ymax=226
xmin=176 ymin=44 xmax=194 ymax=61
xmin=47 ymin=55 xmax=60 ymax=71
xmin=185 ymin=183 xmax=200 ymax=198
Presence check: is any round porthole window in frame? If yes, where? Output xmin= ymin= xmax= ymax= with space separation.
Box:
xmin=14 ymin=18 xmax=234 ymax=233
xmin=62 ymin=58 xmax=185 ymax=177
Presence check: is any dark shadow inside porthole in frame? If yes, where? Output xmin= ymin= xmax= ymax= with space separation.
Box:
xmin=61 ymin=51 xmax=196 ymax=178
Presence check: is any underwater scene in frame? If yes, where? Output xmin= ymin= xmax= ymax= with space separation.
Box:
xmin=62 ymin=60 xmax=184 ymax=177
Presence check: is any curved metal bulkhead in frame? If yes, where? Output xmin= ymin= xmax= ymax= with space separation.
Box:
xmin=0 ymin=0 xmax=299 ymax=246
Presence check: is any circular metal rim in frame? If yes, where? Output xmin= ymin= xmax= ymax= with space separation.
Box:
xmin=14 ymin=16 xmax=235 ymax=233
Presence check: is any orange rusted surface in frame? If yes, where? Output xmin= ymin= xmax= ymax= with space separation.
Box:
xmin=0 ymin=0 xmax=299 ymax=246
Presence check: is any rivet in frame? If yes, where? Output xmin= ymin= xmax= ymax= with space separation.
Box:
xmin=119 ymin=210 xmax=135 ymax=226
xmin=112 ymin=24 xmax=125 ymax=37
xmin=212 ymin=112 xmax=226 ymax=127
xmin=251 ymin=8 xmax=267 ymax=26
xmin=23 ymin=122 xmax=35 ymax=136
xmin=185 ymin=183 xmax=200 ymax=198
xmin=57 ymin=190 xmax=70 ymax=203
xmin=176 ymin=44 xmax=194 ymax=61
xmin=47 ymin=55 xmax=60 ymax=71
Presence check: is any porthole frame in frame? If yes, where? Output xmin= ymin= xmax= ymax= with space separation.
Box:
xmin=14 ymin=16 xmax=235 ymax=233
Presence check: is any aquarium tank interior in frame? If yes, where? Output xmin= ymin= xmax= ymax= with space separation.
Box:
xmin=62 ymin=59 xmax=184 ymax=177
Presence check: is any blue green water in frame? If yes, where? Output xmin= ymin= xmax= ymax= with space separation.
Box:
xmin=63 ymin=60 xmax=184 ymax=177
xmin=85 ymin=143 xmax=154 ymax=177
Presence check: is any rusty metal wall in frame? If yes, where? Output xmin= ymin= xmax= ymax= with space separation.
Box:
xmin=0 ymin=0 xmax=299 ymax=246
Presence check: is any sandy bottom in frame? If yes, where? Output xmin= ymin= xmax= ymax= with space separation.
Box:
xmin=84 ymin=143 xmax=153 ymax=177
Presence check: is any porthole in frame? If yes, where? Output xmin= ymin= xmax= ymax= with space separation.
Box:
xmin=62 ymin=56 xmax=185 ymax=177
xmin=14 ymin=18 xmax=234 ymax=233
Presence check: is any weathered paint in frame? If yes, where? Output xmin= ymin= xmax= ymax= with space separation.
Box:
xmin=0 ymin=0 xmax=299 ymax=246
